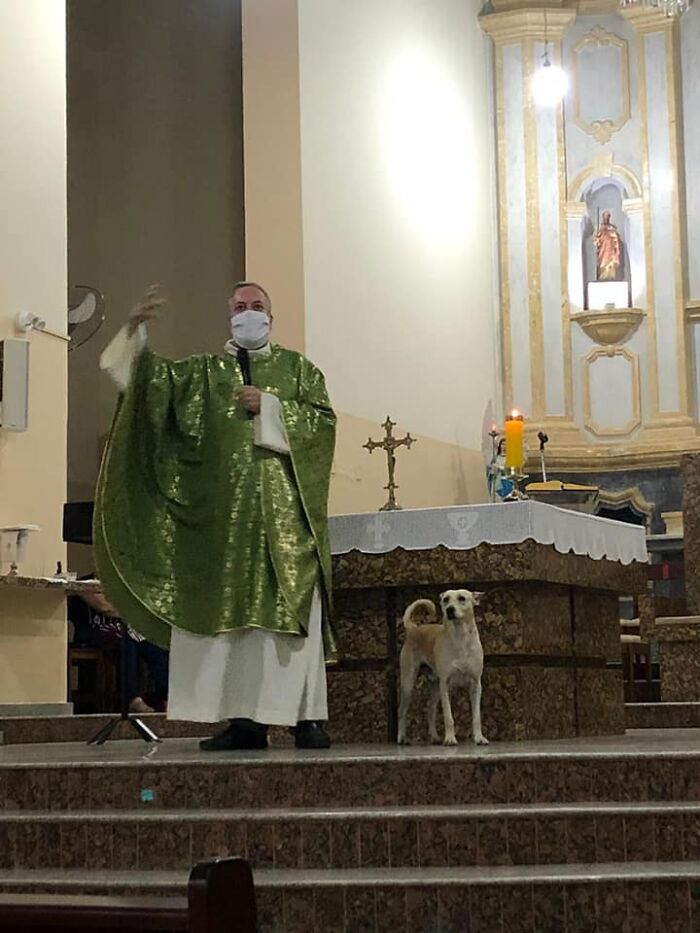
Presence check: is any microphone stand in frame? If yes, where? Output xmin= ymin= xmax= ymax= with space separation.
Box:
xmin=87 ymin=622 xmax=160 ymax=746
xmin=237 ymin=347 xmax=254 ymax=420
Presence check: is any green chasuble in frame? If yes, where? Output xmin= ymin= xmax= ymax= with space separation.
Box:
xmin=94 ymin=343 xmax=336 ymax=655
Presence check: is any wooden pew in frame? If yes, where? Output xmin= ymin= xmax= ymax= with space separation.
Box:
xmin=0 ymin=857 xmax=257 ymax=933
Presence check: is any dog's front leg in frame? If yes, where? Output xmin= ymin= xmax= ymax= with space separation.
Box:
xmin=428 ymin=680 xmax=441 ymax=744
xmin=439 ymin=679 xmax=457 ymax=746
xmin=469 ymin=677 xmax=489 ymax=746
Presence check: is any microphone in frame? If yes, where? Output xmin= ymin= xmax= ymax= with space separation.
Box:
xmin=237 ymin=347 xmax=254 ymax=419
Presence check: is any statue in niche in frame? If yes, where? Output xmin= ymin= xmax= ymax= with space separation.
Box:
xmin=594 ymin=210 xmax=623 ymax=281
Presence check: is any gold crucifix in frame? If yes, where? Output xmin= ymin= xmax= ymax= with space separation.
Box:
xmin=363 ymin=416 xmax=416 ymax=512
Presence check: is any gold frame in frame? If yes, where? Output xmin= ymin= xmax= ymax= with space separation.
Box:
xmin=567 ymin=162 xmax=642 ymax=202
xmin=582 ymin=346 xmax=642 ymax=437
xmin=572 ymin=27 xmax=631 ymax=146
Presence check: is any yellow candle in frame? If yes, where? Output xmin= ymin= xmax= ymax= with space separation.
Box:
xmin=505 ymin=410 xmax=525 ymax=470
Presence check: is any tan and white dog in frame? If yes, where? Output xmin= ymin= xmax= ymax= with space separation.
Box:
xmin=397 ymin=590 xmax=488 ymax=747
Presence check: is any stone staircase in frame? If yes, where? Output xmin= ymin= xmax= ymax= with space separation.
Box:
xmin=3 ymin=736 xmax=700 ymax=930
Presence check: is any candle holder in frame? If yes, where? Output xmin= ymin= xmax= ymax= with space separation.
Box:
xmin=487 ymin=427 xmax=501 ymax=502
xmin=502 ymin=468 xmax=529 ymax=501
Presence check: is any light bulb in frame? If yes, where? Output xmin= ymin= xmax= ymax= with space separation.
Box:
xmin=532 ymin=58 xmax=568 ymax=107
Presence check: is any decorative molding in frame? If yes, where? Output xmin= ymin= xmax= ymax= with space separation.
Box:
xmin=530 ymin=433 xmax=700 ymax=472
xmin=686 ymin=301 xmax=700 ymax=323
xmin=572 ymin=27 xmax=631 ymax=145
xmin=575 ymin=0 xmax=623 ymax=13
xmin=524 ymin=39 xmax=545 ymax=420
xmin=620 ymin=4 xmax=675 ymax=32
xmin=572 ymin=308 xmax=646 ymax=345
xmin=597 ymin=486 xmax=654 ymax=525
xmin=634 ymin=26 xmax=661 ymax=419
xmin=567 ymin=161 xmax=642 ymax=201
xmin=582 ymin=346 xmax=642 ymax=437
xmin=491 ymin=0 xmax=567 ymax=12
xmin=622 ymin=197 xmax=645 ymax=216
xmin=555 ymin=39 xmax=574 ymax=421
xmin=665 ymin=22 xmax=692 ymax=420
xmin=494 ymin=43 xmax=513 ymax=411
xmin=479 ymin=9 xmax=576 ymax=43
xmin=565 ymin=201 xmax=588 ymax=220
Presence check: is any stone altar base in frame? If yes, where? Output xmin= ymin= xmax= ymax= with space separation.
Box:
xmin=654 ymin=616 xmax=700 ymax=703
xmin=328 ymin=542 xmax=644 ymax=743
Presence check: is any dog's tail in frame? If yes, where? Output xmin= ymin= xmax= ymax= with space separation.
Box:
xmin=403 ymin=599 xmax=438 ymax=630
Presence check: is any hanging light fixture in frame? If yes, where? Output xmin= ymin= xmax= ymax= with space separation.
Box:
xmin=532 ymin=12 xmax=569 ymax=108
xmin=620 ymin=0 xmax=692 ymax=17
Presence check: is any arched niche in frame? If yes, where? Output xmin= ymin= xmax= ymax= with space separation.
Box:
xmin=580 ymin=177 xmax=632 ymax=310
xmin=565 ymin=163 xmax=646 ymax=316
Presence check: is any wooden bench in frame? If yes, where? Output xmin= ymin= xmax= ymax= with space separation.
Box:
xmin=0 ymin=858 xmax=256 ymax=933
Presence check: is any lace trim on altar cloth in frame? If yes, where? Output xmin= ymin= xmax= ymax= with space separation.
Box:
xmin=328 ymin=500 xmax=647 ymax=565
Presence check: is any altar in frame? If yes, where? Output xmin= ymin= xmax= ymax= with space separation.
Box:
xmin=326 ymin=501 xmax=647 ymax=744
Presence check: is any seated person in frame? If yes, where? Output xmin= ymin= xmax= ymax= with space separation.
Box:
xmin=68 ymin=584 xmax=169 ymax=714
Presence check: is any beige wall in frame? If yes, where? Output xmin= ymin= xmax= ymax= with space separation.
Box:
xmin=243 ymin=0 xmax=498 ymax=512
xmin=67 ymin=0 xmax=246 ymax=502
xmin=0 ymin=0 xmax=68 ymax=704
xmin=242 ymin=0 xmax=306 ymax=352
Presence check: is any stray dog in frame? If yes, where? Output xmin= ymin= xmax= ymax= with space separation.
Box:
xmin=397 ymin=590 xmax=488 ymax=747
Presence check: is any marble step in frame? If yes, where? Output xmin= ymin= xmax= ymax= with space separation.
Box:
xmin=1 ymin=862 xmax=700 ymax=932
xmin=0 ymin=801 xmax=697 ymax=872
xmin=3 ymin=734 xmax=700 ymax=812
xmin=0 ymin=714 xmax=295 ymax=747
xmin=0 ymin=714 xmax=214 ymax=747
xmin=626 ymin=703 xmax=700 ymax=730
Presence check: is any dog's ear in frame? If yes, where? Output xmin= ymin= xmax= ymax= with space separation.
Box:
xmin=472 ymin=591 xmax=485 ymax=605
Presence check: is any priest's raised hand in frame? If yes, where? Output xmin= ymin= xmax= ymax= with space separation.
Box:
xmin=126 ymin=283 xmax=166 ymax=337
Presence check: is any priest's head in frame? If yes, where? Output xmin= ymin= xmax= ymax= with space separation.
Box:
xmin=228 ymin=281 xmax=273 ymax=350
xmin=228 ymin=282 xmax=272 ymax=318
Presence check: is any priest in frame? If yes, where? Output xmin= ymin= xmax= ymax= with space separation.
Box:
xmin=94 ymin=282 xmax=336 ymax=750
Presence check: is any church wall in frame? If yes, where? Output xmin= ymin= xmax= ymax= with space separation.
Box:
xmin=67 ymin=0 xmax=246 ymax=504
xmin=296 ymin=0 xmax=498 ymax=511
xmin=0 ymin=1 xmax=68 ymax=704
xmin=681 ymin=4 xmax=700 ymax=302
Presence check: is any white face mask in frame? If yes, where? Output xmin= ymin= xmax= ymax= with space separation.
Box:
xmin=230 ymin=309 xmax=271 ymax=350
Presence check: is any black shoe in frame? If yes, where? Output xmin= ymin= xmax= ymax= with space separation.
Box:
xmin=199 ymin=719 xmax=269 ymax=752
xmin=295 ymin=720 xmax=331 ymax=749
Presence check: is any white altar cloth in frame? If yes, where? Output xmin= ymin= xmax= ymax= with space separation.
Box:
xmin=328 ymin=501 xmax=647 ymax=566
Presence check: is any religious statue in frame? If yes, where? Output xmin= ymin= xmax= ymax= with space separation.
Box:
xmin=594 ymin=210 xmax=622 ymax=281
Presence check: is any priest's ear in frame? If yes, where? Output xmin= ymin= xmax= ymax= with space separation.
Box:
xmin=471 ymin=591 xmax=485 ymax=605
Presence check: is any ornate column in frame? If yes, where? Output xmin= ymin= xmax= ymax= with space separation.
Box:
xmin=622 ymin=6 xmax=691 ymax=428
xmin=481 ymin=7 xmax=577 ymax=434
xmin=566 ymin=201 xmax=587 ymax=312
xmin=622 ymin=197 xmax=647 ymax=312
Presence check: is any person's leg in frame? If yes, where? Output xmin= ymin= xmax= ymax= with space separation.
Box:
xmin=124 ymin=638 xmax=153 ymax=713
xmin=138 ymin=641 xmax=170 ymax=709
xmin=294 ymin=586 xmax=330 ymax=749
